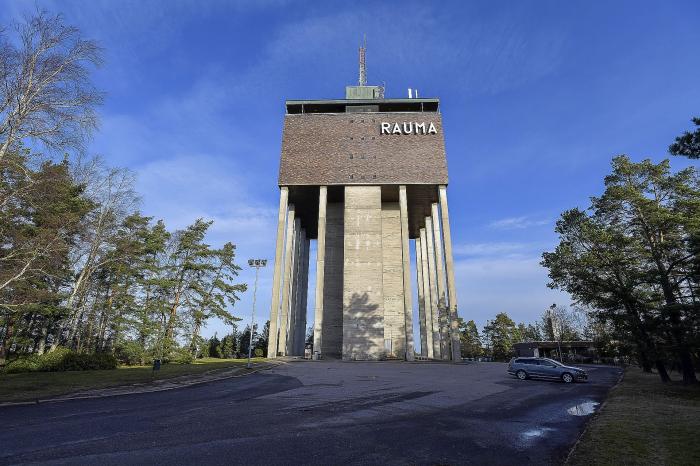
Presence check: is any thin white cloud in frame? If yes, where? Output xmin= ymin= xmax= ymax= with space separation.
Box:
xmin=453 ymin=242 xmax=531 ymax=257
xmin=489 ymin=215 xmax=550 ymax=230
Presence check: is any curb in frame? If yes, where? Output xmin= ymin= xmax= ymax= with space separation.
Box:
xmin=563 ymin=366 xmax=625 ymax=465
xmin=0 ymin=361 xmax=284 ymax=408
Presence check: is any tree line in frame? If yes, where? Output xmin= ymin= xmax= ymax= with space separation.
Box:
xmin=0 ymin=11 xmax=247 ymax=366
xmin=460 ymin=120 xmax=699 ymax=384
xmin=457 ymin=304 xmax=600 ymax=362
xmin=201 ymin=321 xmax=269 ymax=361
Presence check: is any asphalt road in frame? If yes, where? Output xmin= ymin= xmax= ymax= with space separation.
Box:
xmin=0 ymin=361 xmax=621 ymax=465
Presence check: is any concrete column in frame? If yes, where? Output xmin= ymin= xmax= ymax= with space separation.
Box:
xmin=313 ymin=186 xmax=327 ymax=358
xmin=343 ymin=186 xmax=384 ymax=360
xmin=287 ymin=222 xmax=302 ymax=355
xmin=399 ymin=186 xmax=415 ymax=361
xmin=381 ymin=203 xmax=405 ymax=358
xmin=267 ymin=187 xmax=288 ymax=359
xmin=322 ymin=203 xmax=344 ymax=357
xmin=432 ymin=202 xmax=449 ymax=359
xmin=278 ymin=205 xmax=296 ymax=356
xmin=425 ymin=216 xmax=441 ymax=359
xmin=297 ymin=236 xmax=310 ymax=355
xmin=419 ymin=227 xmax=434 ymax=359
xmin=439 ymin=185 xmax=461 ymax=361
xmin=415 ymin=236 xmax=427 ymax=357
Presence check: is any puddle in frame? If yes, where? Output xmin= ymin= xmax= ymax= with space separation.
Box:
xmin=567 ymin=401 xmax=599 ymax=416
xmin=520 ymin=427 xmax=555 ymax=441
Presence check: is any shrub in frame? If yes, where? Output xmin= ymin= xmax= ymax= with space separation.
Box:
xmin=58 ymin=352 xmax=118 ymax=371
xmin=38 ymin=347 xmax=73 ymax=371
xmin=5 ymin=356 xmax=41 ymax=374
xmin=115 ymin=341 xmax=146 ymax=366
xmin=254 ymin=348 xmax=263 ymax=357
xmin=167 ymin=347 xmax=194 ymax=364
xmin=3 ymin=348 xmax=117 ymax=373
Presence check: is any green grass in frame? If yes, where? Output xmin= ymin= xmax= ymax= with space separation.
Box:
xmin=568 ymin=367 xmax=700 ymax=466
xmin=0 ymin=357 xmax=268 ymax=403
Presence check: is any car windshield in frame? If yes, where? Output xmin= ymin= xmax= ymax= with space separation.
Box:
xmin=542 ymin=358 xmax=563 ymax=366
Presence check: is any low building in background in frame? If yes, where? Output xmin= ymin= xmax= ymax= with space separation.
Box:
xmin=514 ymin=341 xmax=596 ymax=362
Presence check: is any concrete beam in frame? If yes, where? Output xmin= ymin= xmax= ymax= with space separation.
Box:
xmin=399 ymin=186 xmax=415 ymax=361
xmin=439 ymin=185 xmax=461 ymax=361
xmin=267 ymin=187 xmax=288 ymax=358
xmin=313 ymin=186 xmax=327 ymax=358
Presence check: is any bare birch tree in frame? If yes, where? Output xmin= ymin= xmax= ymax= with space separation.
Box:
xmin=0 ymin=9 xmax=102 ymax=164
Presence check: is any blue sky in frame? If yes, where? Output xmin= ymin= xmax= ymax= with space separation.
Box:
xmin=3 ymin=1 xmax=699 ymax=341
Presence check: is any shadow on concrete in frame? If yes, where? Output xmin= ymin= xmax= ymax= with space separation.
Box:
xmin=342 ymin=292 xmax=383 ymax=360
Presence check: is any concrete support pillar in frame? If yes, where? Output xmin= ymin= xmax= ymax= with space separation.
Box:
xmin=297 ymin=236 xmax=310 ymax=355
xmin=415 ymin=236 xmax=427 ymax=357
xmin=287 ymin=222 xmax=302 ymax=355
xmin=322 ymin=203 xmax=344 ymax=357
xmin=313 ymin=186 xmax=327 ymax=358
xmin=343 ymin=186 xmax=384 ymax=360
xmin=267 ymin=187 xmax=288 ymax=359
xmin=278 ymin=205 xmax=296 ymax=356
xmin=439 ymin=185 xmax=461 ymax=361
xmin=398 ymin=186 xmax=415 ymax=361
xmin=425 ymin=216 xmax=441 ymax=359
xmin=292 ymin=226 xmax=308 ymax=356
xmin=431 ymin=202 xmax=449 ymax=359
xmin=419 ymin=227 xmax=434 ymax=359
xmin=381 ymin=203 xmax=405 ymax=358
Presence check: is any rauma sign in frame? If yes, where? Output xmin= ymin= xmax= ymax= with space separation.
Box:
xmin=380 ymin=122 xmax=438 ymax=135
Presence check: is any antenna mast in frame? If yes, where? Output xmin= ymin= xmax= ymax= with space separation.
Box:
xmin=358 ymin=35 xmax=367 ymax=86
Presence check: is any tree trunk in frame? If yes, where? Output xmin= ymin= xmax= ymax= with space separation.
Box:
xmin=36 ymin=320 xmax=49 ymax=355
xmin=658 ymin=273 xmax=697 ymax=384
xmin=0 ymin=314 xmax=16 ymax=364
xmin=164 ymin=287 xmax=183 ymax=353
xmin=655 ymin=359 xmax=671 ymax=383
xmin=638 ymin=348 xmax=652 ymax=373
xmin=190 ymin=318 xmax=202 ymax=356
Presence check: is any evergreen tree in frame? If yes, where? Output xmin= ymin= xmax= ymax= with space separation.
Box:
xmin=543 ymin=156 xmax=699 ymax=382
xmin=1 ymin=154 xmax=91 ymax=363
xmin=482 ymin=313 xmax=519 ymax=361
xmin=208 ymin=334 xmax=222 ymax=358
xmin=669 ymin=117 xmax=700 ymax=159
xmin=457 ymin=319 xmax=483 ymax=358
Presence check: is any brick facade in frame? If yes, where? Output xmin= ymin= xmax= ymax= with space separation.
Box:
xmin=279 ymin=112 xmax=448 ymax=186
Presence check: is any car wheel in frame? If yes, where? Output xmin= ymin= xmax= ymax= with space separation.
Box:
xmin=562 ymin=373 xmax=574 ymax=383
xmin=516 ymin=370 xmax=527 ymax=380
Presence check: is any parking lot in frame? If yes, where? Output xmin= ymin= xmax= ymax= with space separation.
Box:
xmin=0 ymin=361 xmax=622 ymax=465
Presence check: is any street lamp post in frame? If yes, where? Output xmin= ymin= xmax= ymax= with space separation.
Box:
xmin=247 ymin=259 xmax=267 ymax=369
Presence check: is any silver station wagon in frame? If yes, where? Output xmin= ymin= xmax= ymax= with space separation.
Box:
xmin=507 ymin=357 xmax=588 ymax=383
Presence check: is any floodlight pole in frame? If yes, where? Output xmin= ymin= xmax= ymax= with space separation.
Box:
xmin=247 ymin=259 xmax=266 ymax=369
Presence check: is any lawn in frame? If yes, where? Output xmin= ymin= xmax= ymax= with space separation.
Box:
xmin=568 ymin=367 xmax=700 ymax=465
xmin=0 ymin=357 xmax=268 ymax=403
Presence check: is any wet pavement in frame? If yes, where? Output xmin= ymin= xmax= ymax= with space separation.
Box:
xmin=0 ymin=361 xmax=621 ymax=465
